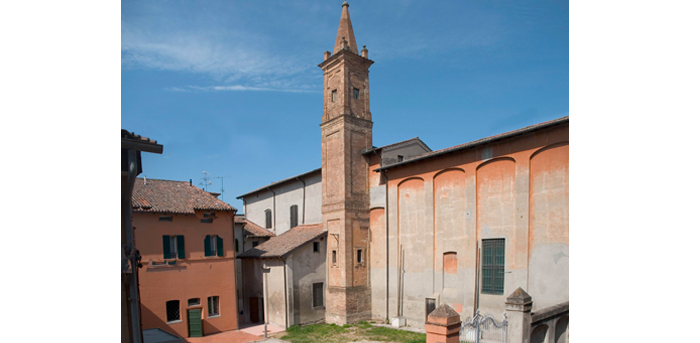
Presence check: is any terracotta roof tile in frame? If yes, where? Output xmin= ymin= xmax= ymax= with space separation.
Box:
xmin=132 ymin=178 xmax=237 ymax=214
xmin=238 ymin=224 xmax=325 ymax=259
xmin=235 ymin=216 xmax=275 ymax=237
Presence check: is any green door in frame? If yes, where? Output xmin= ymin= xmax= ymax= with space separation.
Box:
xmin=188 ymin=309 xmax=203 ymax=337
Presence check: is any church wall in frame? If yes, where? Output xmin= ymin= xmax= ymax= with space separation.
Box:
xmin=243 ymin=172 xmax=322 ymax=235
xmin=528 ymin=143 xmax=569 ymax=310
xmin=379 ymin=124 xmax=568 ymax=326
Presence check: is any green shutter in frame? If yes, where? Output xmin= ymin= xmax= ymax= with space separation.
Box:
xmin=204 ymin=235 xmax=212 ymax=257
xmin=216 ymin=235 xmax=224 ymax=257
xmin=177 ymin=235 xmax=185 ymax=259
xmin=162 ymin=235 xmax=170 ymax=259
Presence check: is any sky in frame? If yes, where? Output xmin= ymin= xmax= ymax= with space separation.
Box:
xmin=121 ymin=0 xmax=569 ymax=210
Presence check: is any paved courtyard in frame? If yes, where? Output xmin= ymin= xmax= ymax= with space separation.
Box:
xmin=182 ymin=324 xmax=286 ymax=343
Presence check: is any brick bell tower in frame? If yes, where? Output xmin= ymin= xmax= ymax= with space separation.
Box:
xmin=319 ymin=1 xmax=373 ymax=325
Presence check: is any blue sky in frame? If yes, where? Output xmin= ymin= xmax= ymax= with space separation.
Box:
xmin=121 ymin=0 xmax=569 ymax=210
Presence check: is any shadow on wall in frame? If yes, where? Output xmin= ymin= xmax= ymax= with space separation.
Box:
xmin=141 ymin=304 xmax=178 ymax=337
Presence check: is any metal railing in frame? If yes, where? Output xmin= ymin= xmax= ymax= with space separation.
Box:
xmin=459 ymin=310 xmax=508 ymax=343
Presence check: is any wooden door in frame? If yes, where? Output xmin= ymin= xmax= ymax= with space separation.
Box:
xmin=188 ymin=309 xmax=203 ymax=337
xmin=249 ymin=297 xmax=259 ymax=323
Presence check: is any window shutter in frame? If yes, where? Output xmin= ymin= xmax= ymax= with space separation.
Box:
xmin=290 ymin=205 xmax=298 ymax=228
xmin=162 ymin=235 xmax=170 ymax=259
xmin=204 ymin=235 xmax=212 ymax=257
xmin=216 ymin=235 xmax=224 ymax=257
xmin=177 ymin=235 xmax=185 ymax=259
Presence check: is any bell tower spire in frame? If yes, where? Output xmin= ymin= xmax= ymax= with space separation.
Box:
xmin=318 ymin=1 xmax=373 ymax=325
xmin=334 ymin=1 xmax=358 ymax=55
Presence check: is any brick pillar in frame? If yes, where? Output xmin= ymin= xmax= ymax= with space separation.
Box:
xmin=425 ymin=304 xmax=462 ymax=343
xmin=505 ymin=287 xmax=533 ymax=343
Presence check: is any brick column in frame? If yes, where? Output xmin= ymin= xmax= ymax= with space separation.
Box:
xmin=425 ymin=304 xmax=462 ymax=343
xmin=505 ymin=287 xmax=533 ymax=343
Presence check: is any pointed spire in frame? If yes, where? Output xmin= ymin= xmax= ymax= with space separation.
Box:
xmin=333 ymin=1 xmax=358 ymax=54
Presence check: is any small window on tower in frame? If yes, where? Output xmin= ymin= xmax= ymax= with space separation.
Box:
xmin=332 ymin=250 xmax=337 ymax=266
xmin=353 ymin=88 xmax=360 ymax=99
xmin=332 ymin=90 xmax=337 ymax=102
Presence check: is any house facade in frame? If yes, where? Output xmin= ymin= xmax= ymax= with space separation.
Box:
xmin=238 ymin=224 xmax=327 ymax=328
xmin=132 ymin=179 xmax=238 ymax=338
xmin=234 ymin=1 xmax=568 ymax=332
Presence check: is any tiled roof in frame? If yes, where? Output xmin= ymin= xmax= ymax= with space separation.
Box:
xmin=235 ymin=216 xmax=275 ymax=237
xmin=132 ymin=178 xmax=237 ymax=214
xmin=376 ymin=116 xmax=569 ymax=171
xmin=236 ymin=168 xmax=322 ymax=199
xmin=237 ymin=224 xmax=325 ymax=259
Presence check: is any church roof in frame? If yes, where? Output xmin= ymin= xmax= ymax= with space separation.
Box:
xmin=237 ymin=224 xmax=326 ymax=259
xmin=361 ymin=137 xmax=432 ymax=155
xmin=132 ymin=178 xmax=237 ymax=214
xmin=236 ymin=168 xmax=321 ymax=199
xmin=333 ymin=1 xmax=358 ymax=54
xmin=376 ymin=116 xmax=569 ymax=171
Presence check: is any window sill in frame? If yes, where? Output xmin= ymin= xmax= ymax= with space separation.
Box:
xmin=166 ymin=320 xmax=182 ymax=325
xmin=208 ymin=314 xmax=221 ymax=319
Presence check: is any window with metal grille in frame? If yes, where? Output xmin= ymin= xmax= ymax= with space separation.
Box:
xmin=204 ymin=235 xmax=223 ymax=257
xmin=290 ymin=205 xmax=298 ymax=228
xmin=166 ymin=300 xmax=180 ymax=322
xmin=208 ymin=296 xmax=219 ymax=316
xmin=159 ymin=216 xmax=172 ymax=222
xmin=188 ymin=298 xmax=200 ymax=306
xmin=162 ymin=235 xmax=185 ymax=259
xmin=481 ymin=238 xmax=505 ymax=294
xmin=200 ymin=218 xmax=213 ymax=224
xmin=353 ymin=88 xmax=359 ymax=99
xmin=265 ymin=209 xmax=272 ymax=229
xmin=313 ymin=283 xmax=324 ymax=307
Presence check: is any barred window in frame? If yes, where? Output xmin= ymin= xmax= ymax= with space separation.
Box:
xmin=313 ymin=283 xmax=324 ymax=307
xmin=188 ymin=298 xmax=200 ymax=306
xmin=481 ymin=239 xmax=505 ymax=295
xmin=166 ymin=300 xmax=180 ymax=322
xmin=208 ymin=296 xmax=220 ymax=316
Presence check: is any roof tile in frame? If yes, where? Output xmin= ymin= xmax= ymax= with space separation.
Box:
xmin=238 ymin=224 xmax=325 ymax=258
xmin=132 ymin=179 xmax=237 ymax=214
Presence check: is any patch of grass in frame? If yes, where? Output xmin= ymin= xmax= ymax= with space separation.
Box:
xmin=366 ymin=326 xmax=426 ymax=343
xmin=281 ymin=323 xmax=426 ymax=343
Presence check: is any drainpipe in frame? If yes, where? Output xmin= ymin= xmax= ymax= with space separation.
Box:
xmin=124 ymin=149 xmax=143 ymax=343
xmin=296 ymin=177 xmax=306 ymax=225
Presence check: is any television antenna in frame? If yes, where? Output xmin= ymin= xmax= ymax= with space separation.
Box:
xmin=200 ymin=171 xmax=232 ymax=201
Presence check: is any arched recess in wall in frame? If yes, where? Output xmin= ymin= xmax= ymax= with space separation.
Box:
xmin=528 ymin=142 xmax=569 ymax=309
xmin=530 ymin=324 xmax=548 ymax=343
xmin=554 ymin=315 xmax=569 ymax=343
xmin=396 ymin=177 xmax=428 ymax=293
xmin=369 ymin=207 xmax=386 ymax=269
xmin=433 ymin=168 xmax=467 ymax=274
xmin=475 ymin=157 xmax=516 ymax=239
